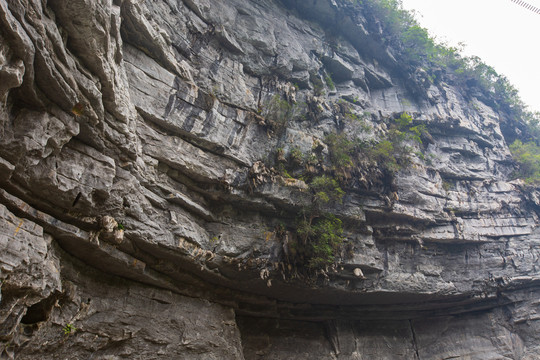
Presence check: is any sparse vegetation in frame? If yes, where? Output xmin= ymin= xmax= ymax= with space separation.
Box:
xmin=270 ymin=144 xmax=347 ymax=270
xmin=442 ymin=179 xmax=452 ymax=192
xmin=357 ymin=0 xmax=533 ymax=122
xmin=393 ymin=112 xmax=426 ymax=145
xmin=325 ymin=132 xmax=354 ymax=171
xmin=509 ymin=140 xmax=540 ymax=184
xmin=324 ymin=74 xmax=336 ymax=91
xmin=289 ymin=147 xmax=304 ymax=166
xmin=265 ymin=109 xmax=429 ymax=271
xmin=257 ymin=0 xmax=540 ymax=274
xmin=295 ymin=213 xmax=344 ymax=269
xmin=287 ymin=175 xmax=345 ymax=270
xmin=262 ymin=94 xmax=292 ymax=134
xmin=310 ymin=73 xmax=325 ymax=96
xmin=62 ymin=323 xmax=76 ymax=336
xmin=309 ymin=175 xmax=345 ymax=206
xmin=325 ymin=112 xmax=427 ymax=176
xmin=352 ymin=0 xmax=540 ymax=184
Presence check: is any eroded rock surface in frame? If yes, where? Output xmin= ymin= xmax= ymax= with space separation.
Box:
xmin=1 ymin=0 xmax=540 ymax=358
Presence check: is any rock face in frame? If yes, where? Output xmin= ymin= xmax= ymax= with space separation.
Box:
xmin=1 ymin=0 xmax=540 ymax=358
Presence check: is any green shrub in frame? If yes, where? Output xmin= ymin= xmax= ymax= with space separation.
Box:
xmin=394 ymin=112 xmax=426 ymax=144
xmin=370 ymin=139 xmax=399 ymax=170
xmin=401 ymin=25 xmax=436 ymax=62
xmin=325 ymin=74 xmax=336 ymax=90
xmin=274 ymin=165 xmax=346 ymax=270
xmin=360 ymin=0 xmax=529 ymax=120
xmin=310 ymin=73 xmax=325 ymax=96
xmin=263 ymin=94 xmax=292 ymax=133
xmin=324 ymin=112 xmax=426 ymax=177
xmin=523 ymin=112 xmax=540 ymax=142
xmin=63 ymin=323 xmax=77 ymax=336
xmin=289 ymin=147 xmax=304 ymax=165
xmin=362 ymin=112 xmax=428 ymax=171
xmin=296 ymin=214 xmax=344 ymax=269
xmin=509 ymin=140 xmax=540 ymax=184
xmin=325 ymin=133 xmax=354 ymax=170
xmin=310 ymin=175 xmax=345 ymax=205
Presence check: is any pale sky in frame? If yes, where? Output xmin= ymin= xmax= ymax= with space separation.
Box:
xmin=401 ymin=0 xmax=540 ymax=113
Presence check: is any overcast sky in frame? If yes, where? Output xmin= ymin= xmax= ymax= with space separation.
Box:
xmin=400 ymin=0 xmax=540 ymax=113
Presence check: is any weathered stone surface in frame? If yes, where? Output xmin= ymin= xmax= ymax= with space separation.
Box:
xmin=0 ymin=204 xmax=61 ymax=356
xmin=1 ymin=0 xmax=540 ymax=358
xmin=14 ymin=252 xmax=244 ymax=360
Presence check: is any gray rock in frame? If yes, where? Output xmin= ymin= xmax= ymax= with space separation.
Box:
xmin=1 ymin=0 xmax=540 ymax=358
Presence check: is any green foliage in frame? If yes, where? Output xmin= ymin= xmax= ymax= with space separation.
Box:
xmin=325 ymin=74 xmax=336 ymax=91
xmin=360 ymin=0 xmax=529 ymax=119
xmin=296 ymin=214 xmax=344 ymax=269
xmin=324 ymin=112 xmax=426 ymax=175
xmin=289 ymin=147 xmax=304 ymax=165
xmin=338 ymin=100 xmax=371 ymax=130
xmin=395 ymin=111 xmax=413 ymax=128
xmin=325 ymin=133 xmax=354 ymax=170
xmin=364 ymin=112 xmax=428 ymax=170
xmin=523 ymin=111 xmax=540 ymax=142
xmin=401 ymin=25 xmax=436 ymax=62
xmin=117 ymin=223 xmax=125 ymax=231
xmin=393 ymin=112 xmax=426 ymax=145
xmin=344 ymin=110 xmax=361 ymax=122
xmin=275 ymin=147 xmax=313 ymax=179
xmin=279 ymin=166 xmax=294 ymax=179
xmin=407 ymin=124 xmax=426 ymax=144
xmin=271 ymin=145 xmax=346 ymax=270
xmin=271 ymin=115 xmax=425 ymax=274
xmin=509 ymin=140 xmax=540 ymax=184
xmin=363 ymin=0 xmax=416 ymax=39
xmin=305 ymin=153 xmax=319 ymax=166
xmin=63 ymin=323 xmax=76 ymax=336
xmin=269 ymin=112 xmax=426 ymax=273
xmin=310 ymin=73 xmax=325 ymax=96
xmin=442 ymin=180 xmax=452 ymax=191
xmin=369 ymin=139 xmax=400 ymax=172
xmin=263 ymin=94 xmax=292 ymax=133
xmin=310 ymin=175 xmax=345 ymax=205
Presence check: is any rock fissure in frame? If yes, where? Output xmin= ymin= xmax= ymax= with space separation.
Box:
xmin=1 ymin=0 xmax=540 ymax=358
xmin=409 ymin=319 xmax=421 ymax=360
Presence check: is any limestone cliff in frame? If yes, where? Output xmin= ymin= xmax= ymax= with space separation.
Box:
xmin=1 ymin=0 xmax=540 ymax=358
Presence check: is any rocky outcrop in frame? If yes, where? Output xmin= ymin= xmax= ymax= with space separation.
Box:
xmin=1 ymin=0 xmax=540 ymax=358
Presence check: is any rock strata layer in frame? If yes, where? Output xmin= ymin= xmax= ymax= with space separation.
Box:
xmin=1 ymin=0 xmax=540 ymax=358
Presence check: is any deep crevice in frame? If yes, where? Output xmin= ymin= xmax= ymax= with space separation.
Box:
xmin=20 ymin=292 xmax=60 ymax=325
xmin=409 ymin=319 xmax=420 ymax=360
